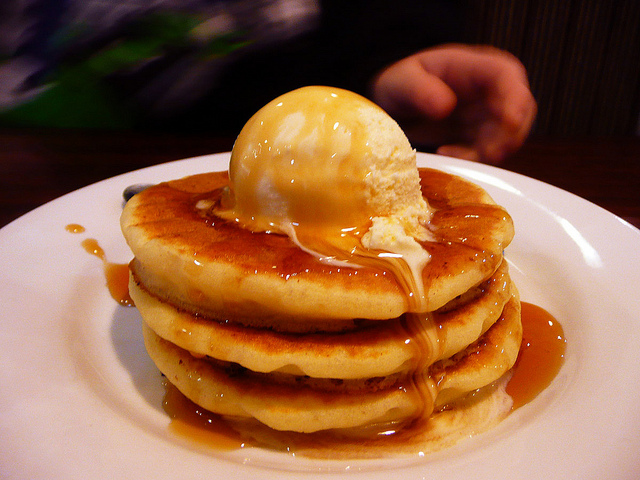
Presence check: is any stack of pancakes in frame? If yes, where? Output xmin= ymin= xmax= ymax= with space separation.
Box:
xmin=121 ymin=167 xmax=521 ymax=434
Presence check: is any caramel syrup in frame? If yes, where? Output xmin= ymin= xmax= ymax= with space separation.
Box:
xmin=65 ymin=223 xmax=86 ymax=233
xmin=80 ymin=237 xmax=133 ymax=307
xmin=287 ymin=229 xmax=441 ymax=419
xmin=162 ymin=379 xmax=248 ymax=451
xmin=506 ymin=302 xmax=566 ymax=409
xmin=162 ymin=379 xmax=420 ymax=456
xmin=65 ymin=224 xmax=133 ymax=306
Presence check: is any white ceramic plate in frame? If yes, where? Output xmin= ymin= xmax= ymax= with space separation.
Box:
xmin=1 ymin=152 xmax=640 ymax=479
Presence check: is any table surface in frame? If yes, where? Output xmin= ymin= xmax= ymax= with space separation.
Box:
xmin=1 ymin=129 xmax=639 ymax=231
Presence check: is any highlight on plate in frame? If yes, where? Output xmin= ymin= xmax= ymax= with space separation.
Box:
xmin=120 ymin=86 xmax=565 ymax=458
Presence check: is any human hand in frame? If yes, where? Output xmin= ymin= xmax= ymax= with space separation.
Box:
xmin=370 ymin=44 xmax=537 ymax=164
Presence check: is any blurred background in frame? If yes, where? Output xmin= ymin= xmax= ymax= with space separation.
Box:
xmin=0 ymin=0 xmax=639 ymax=228
xmin=473 ymin=0 xmax=640 ymax=137
xmin=1 ymin=0 xmax=638 ymax=135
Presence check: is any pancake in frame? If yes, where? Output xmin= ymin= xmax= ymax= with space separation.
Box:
xmin=129 ymin=260 xmax=513 ymax=380
xmin=122 ymin=166 xmax=522 ymax=435
xmin=433 ymin=289 xmax=522 ymax=408
xmin=120 ymin=168 xmax=514 ymax=325
xmin=142 ymin=291 xmax=521 ymax=433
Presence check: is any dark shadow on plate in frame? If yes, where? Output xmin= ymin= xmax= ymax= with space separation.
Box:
xmin=110 ymin=304 xmax=166 ymax=415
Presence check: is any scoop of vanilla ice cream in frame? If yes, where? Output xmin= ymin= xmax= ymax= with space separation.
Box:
xmin=228 ymin=86 xmax=431 ymax=238
xmin=224 ymin=85 xmax=433 ymax=306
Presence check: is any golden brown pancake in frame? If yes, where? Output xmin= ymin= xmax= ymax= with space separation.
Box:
xmin=129 ymin=260 xmax=512 ymax=380
xmin=121 ymin=167 xmax=521 ymax=434
xmin=121 ymin=169 xmax=514 ymax=325
xmin=141 ymin=291 xmax=521 ymax=433
xmin=433 ymin=288 xmax=522 ymax=408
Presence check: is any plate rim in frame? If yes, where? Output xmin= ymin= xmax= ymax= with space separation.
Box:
xmin=1 ymin=152 xmax=640 ymax=480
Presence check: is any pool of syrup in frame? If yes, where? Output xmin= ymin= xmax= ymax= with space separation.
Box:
xmin=506 ymin=302 xmax=566 ymax=409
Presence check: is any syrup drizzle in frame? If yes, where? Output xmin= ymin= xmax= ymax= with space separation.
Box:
xmin=287 ymin=227 xmax=441 ymax=421
xmin=65 ymin=217 xmax=566 ymax=456
xmin=96 ymin=170 xmax=564 ymax=456
xmin=211 ymin=170 xmax=442 ymax=423
xmin=65 ymin=225 xmax=134 ymax=307
xmin=163 ymin=378 xmax=248 ymax=451
xmin=81 ymin=238 xmax=133 ymax=307
xmin=506 ymin=302 xmax=566 ymax=409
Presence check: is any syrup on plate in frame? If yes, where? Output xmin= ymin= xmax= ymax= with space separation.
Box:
xmin=506 ymin=302 xmax=566 ymax=409
xmin=66 ymin=224 xmax=133 ymax=306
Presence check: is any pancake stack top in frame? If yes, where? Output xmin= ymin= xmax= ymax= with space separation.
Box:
xmin=121 ymin=86 xmax=521 ymax=442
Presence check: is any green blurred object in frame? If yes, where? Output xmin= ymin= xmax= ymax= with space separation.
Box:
xmin=0 ymin=12 xmax=249 ymax=129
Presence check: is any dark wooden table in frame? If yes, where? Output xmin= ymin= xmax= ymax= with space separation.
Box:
xmin=1 ymin=128 xmax=639 ymax=230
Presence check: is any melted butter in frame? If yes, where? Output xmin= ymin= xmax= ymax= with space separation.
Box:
xmin=81 ymin=238 xmax=133 ymax=307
